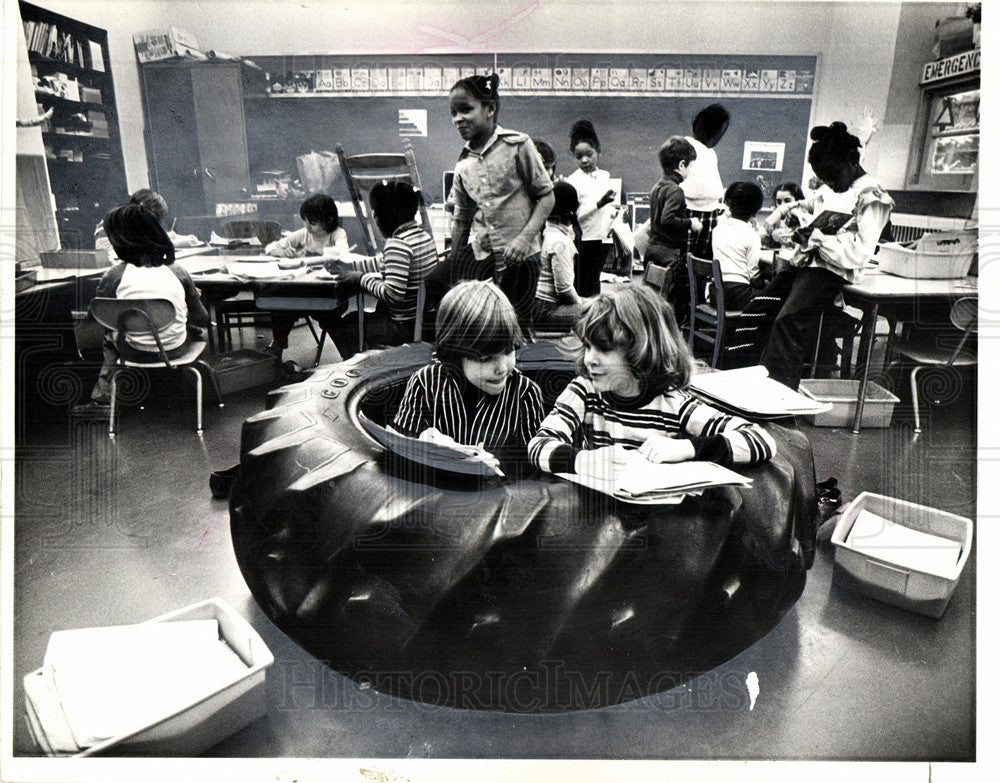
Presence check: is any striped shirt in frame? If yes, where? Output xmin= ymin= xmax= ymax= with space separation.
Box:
xmin=393 ymin=362 xmax=545 ymax=466
xmin=528 ymin=376 xmax=776 ymax=474
xmin=359 ymin=221 xmax=438 ymax=323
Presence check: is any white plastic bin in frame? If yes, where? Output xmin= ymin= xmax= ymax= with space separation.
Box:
xmin=798 ymin=379 xmax=900 ymax=428
xmin=24 ymin=597 xmax=273 ymax=756
xmin=831 ymin=492 xmax=973 ymax=618
xmin=877 ymin=241 xmax=975 ymax=279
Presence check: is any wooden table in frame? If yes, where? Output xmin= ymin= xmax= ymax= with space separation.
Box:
xmin=841 ymin=270 xmax=977 ymax=433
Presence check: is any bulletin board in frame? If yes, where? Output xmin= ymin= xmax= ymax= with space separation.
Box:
xmin=244 ymin=53 xmax=817 ymax=204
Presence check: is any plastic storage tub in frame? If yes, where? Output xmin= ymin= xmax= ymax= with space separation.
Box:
xmin=201 ymin=349 xmax=278 ymax=396
xmin=877 ymin=241 xmax=976 ymax=280
xmin=798 ymin=379 xmax=900 ymax=428
xmin=831 ymin=492 xmax=973 ymax=618
xmin=24 ymin=597 xmax=274 ymax=756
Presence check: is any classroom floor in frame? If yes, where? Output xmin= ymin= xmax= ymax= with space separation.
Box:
xmin=11 ymin=320 xmax=976 ymax=762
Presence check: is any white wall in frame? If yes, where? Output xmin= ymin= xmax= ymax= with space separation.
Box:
xmin=21 ymin=0 xmax=908 ymax=192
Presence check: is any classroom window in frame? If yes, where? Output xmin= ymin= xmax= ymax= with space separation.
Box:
xmin=910 ymin=84 xmax=979 ymax=192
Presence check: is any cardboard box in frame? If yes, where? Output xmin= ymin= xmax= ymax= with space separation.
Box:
xmin=24 ymin=597 xmax=274 ymax=756
xmin=798 ymin=379 xmax=900 ymax=428
xmin=832 ymin=492 xmax=973 ymax=618
xmin=39 ymin=249 xmax=111 ymax=269
xmin=133 ymin=27 xmax=200 ymax=63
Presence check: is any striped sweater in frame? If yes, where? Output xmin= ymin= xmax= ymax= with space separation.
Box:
xmin=393 ymin=362 xmax=545 ymax=466
xmin=358 ymin=221 xmax=438 ymax=323
xmin=528 ymin=376 xmax=776 ymax=474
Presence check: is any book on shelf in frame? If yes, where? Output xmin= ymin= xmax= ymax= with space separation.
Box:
xmin=23 ymin=19 xmax=95 ymax=70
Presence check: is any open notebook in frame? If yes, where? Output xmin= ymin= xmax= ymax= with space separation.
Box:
xmin=357 ymin=411 xmax=504 ymax=477
xmin=690 ymin=366 xmax=832 ymax=418
xmin=557 ymin=451 xmax=751 ymax=505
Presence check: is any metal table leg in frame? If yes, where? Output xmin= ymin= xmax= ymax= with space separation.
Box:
xmin=852 ymin=302 xmax=880 ymax=434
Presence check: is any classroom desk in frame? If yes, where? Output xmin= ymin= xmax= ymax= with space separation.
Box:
xmin=840 ymin=270 xmax=977 ymax=433
xmin=187 ymin=255 xmax=360 ymax=356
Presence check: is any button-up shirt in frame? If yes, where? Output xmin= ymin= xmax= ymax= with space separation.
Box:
xmin=452 ymin=126 xmax=553 ymax=265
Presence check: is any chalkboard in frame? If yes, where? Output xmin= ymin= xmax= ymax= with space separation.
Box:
xmin=244 ymin=53 xmax=816 ymax=206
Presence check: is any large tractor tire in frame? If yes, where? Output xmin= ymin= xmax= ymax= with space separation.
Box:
xmin=230 ymin=342 xmax=817 ymax=711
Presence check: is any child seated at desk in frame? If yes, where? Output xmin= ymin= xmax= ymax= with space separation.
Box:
xmin=82 ymin=204 xmax=210 ymax=409
xmin=711 ymin=181 xmax=768 ymax=311
xmin=392 ymin=281 xmax=545 ymax=475
xmin=324 ymin=181 xmax=438 ymax=358
xmin=263 ymin=193 xmax=350 ymax=359
xmin=528 ymin=286 xmax=775 ymax=479
xmin=94 ymin=189 xmax=196 ymax=252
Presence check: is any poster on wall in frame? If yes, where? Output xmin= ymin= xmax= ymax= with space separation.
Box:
xmin=398 ymin=109 xmax=428 ymax=137
xmin=742 ymin=141 xmax=785 ymax=171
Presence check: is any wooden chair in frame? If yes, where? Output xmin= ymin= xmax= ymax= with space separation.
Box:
xmin=335 ymin=139 xmax=434 ymax=254
xmin=88 ymin=298 xmax=218 ymax=437
xmin=718 ymin=294 xmax=784 ymax=370
xmin=215 ymin=219 xmax=285 ymax=349
xmin=357 ymin=280 xmax=430 ymax=347
xmin=686 ymin=254 xmax=742 ymax=369
xmin=886 ymin=296 xmax=976 ymax=434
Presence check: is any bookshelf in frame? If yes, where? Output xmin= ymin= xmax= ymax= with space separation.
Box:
xmin=20 ymin=1 xmax=127 ymax=249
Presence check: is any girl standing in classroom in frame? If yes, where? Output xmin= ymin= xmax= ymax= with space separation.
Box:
xmin=440 ymin=73 xmax=555 ymax=331
xmin=565 ymin=119 xmax=621 ymax=297
xmin=682 ymin=103 xmax=731 ymax=260
xmin=528 ymin=285 xmax=775 ymax=478
xmin=759 ymin=121 xmax=894 ymax=389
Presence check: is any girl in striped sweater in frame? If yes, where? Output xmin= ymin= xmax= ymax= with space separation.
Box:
xmin=528 ymin=285 xmax=775 ymax=478
xmin=392 ymin=280 xmax=545 ymax=475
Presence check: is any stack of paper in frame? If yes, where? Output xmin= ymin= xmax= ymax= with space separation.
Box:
xmin=557 ymin=452 xmax=751 ymax=505
xmin=223 ymin=261 xmax=312 ymax=280
xmin=846 ymin=509 xmax=963 ymax=579
xmin=690 ymin=366 xmax=832 ymax=418
xmin=23 ymin=619 xmax=248 ymax=755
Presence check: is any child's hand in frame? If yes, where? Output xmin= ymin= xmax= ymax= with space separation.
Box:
xmin=690 ymin=217 xmax=704 ymax=233
xmin=266 ymin=245 xmax=294 ymax=259
xmin=575 ymin=444 xmax=630 ymax=479
xmin=419 ymin=428 xmax=503 ymax=475
xmin=637 ymin=435 xmax=696 ymax=463
xmin=772 ymin=226 xmax=795 ymax=246
xmin=502 ymin=234 xmax=532 ymax=266
xmin=597 ymin=189 xmax=616 ymax=208
xmin=324 ymin=259 xmax=352 ymax=276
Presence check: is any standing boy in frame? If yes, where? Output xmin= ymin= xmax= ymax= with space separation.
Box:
xmin=644 ymin=136 xmax=702 ymax=324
